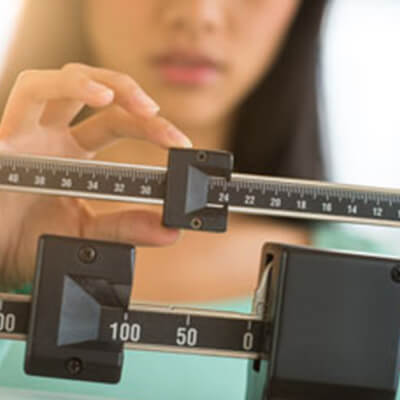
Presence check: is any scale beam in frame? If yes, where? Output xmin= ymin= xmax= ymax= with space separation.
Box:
xmin=0 ymin=237 xmax=398 ymax=399
xmin=1 ymin=151 xmax=400 ymax=228
xmin=0 ymin=294 xmax=263 ymax=360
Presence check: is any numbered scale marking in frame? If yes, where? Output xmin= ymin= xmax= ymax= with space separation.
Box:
xmin=2 ymin=153 xmax=400 ymax=226
xmin=0 ymin=294 xmax=264 ymax=359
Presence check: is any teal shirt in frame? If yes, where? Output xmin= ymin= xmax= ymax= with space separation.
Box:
xmin=0 ymin=225 xmax=398 ymax=399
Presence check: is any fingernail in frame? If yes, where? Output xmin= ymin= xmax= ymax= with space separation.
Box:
xmin=87 ymin=81 xmax=114 ymax=102
xmin=182 ymin=136 xmax=193 ymax=148
xmin=134 ymin=89 xmax=160 ymax=114
xmin=175 ymin=229 xmax=184 ymax=242
xmin=168 ymin=127 xmax=192 ymax=148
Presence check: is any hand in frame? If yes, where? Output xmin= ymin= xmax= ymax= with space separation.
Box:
xmin=0 ymin=63 xmax=192 ymax=289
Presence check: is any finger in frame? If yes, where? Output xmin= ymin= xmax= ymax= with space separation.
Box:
xmin=41 ymin=63 xmax=162 ymax=127
xmin=81 ymin=209 xmax=181 ymax=246
xmin=1 ymin=69 xmax=114 ymax=135
xmin=40 ymin=99 xmax=86 ymax=127
xmin=71 ymin=105 xmax=192 ymax=151
xmin=61 ymin=63 xmax=160 ymax=117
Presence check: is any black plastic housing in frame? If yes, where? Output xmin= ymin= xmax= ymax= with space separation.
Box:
xmin=24 ymin=235 xmax=135 ymax=383
xmin=163 ymin=148 xmax=233 ymax=232
xmin=247 ymin=243 xmax=400 ymax=400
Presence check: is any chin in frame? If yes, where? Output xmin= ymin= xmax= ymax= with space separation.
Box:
xmin=158 ymin=97 xmax=228 ymax=133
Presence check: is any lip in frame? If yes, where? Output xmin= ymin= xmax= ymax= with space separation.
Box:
xmin=151 ymin=50 xmax=225 ymax=86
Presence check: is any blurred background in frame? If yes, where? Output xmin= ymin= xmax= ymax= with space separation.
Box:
xmin=322 ymin=0 xmax=400 ymax=253
xmin=0 ymin=0 xmax=399 ymax=250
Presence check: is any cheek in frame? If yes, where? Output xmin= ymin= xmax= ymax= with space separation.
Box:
xmin=86 ymin=0 xmax=150 ymax=22
xmin=85 ymin=0 xmax=155 ymax=49
xmin=229 ymin=0 xmax=300 ymax=88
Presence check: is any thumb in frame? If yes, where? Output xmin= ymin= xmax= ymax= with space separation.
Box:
xmin=81 ymin=209 xmax=181 ymax=247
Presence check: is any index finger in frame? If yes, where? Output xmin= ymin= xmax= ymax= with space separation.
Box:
xmin=62 ymin=63 xmax=160 ymax=118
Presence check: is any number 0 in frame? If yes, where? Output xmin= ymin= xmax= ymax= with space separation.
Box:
xmin=242 ymin=332 xmax=254 ymax=351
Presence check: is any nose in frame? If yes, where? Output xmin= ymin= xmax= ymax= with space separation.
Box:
xmin=161 ymin=0 xmax=224 ymax=35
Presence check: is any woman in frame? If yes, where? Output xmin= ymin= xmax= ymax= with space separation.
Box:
xmin=0 ymin=1 xmax=327 ymax=398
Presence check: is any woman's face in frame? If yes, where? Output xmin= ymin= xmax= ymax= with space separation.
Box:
xmin=84 ymin=0 xmax=300 ymax=134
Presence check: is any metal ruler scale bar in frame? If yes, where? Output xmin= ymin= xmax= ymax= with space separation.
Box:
xmin=0 ymin=153 xmax=167 ymax=204
xmin=209 ymin=174 xmax=400 ymax=226
xmin=0 ymin=294 xmax=263 ymax=360
xmin=2 ymin=153 xmax=400 ymax=227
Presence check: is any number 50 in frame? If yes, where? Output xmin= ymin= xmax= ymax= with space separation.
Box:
xmin=176 ymin=326 xmax=198 ymax=347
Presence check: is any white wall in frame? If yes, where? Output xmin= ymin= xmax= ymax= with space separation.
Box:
xmin=322 ymin=0 xmax=400 ymax=251
xmin=0 ymin=1 xmax=23 ymax=74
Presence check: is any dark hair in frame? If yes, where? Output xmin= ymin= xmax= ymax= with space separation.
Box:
xmin=232 ymin=1 xmax=327 ymax=179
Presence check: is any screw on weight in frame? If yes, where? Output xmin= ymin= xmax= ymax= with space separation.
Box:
xmin=65 ymin=358 xmax=83 ymax=376
xmin=196 ymin=151 xmax=208 ymax=162
xmin=78 ymin=246 xmax=97 ymax=264
xmin=190 ymin=217 xmax=203 ymax=230
xmin=391 ymin=265 xmax=400 ymax=283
